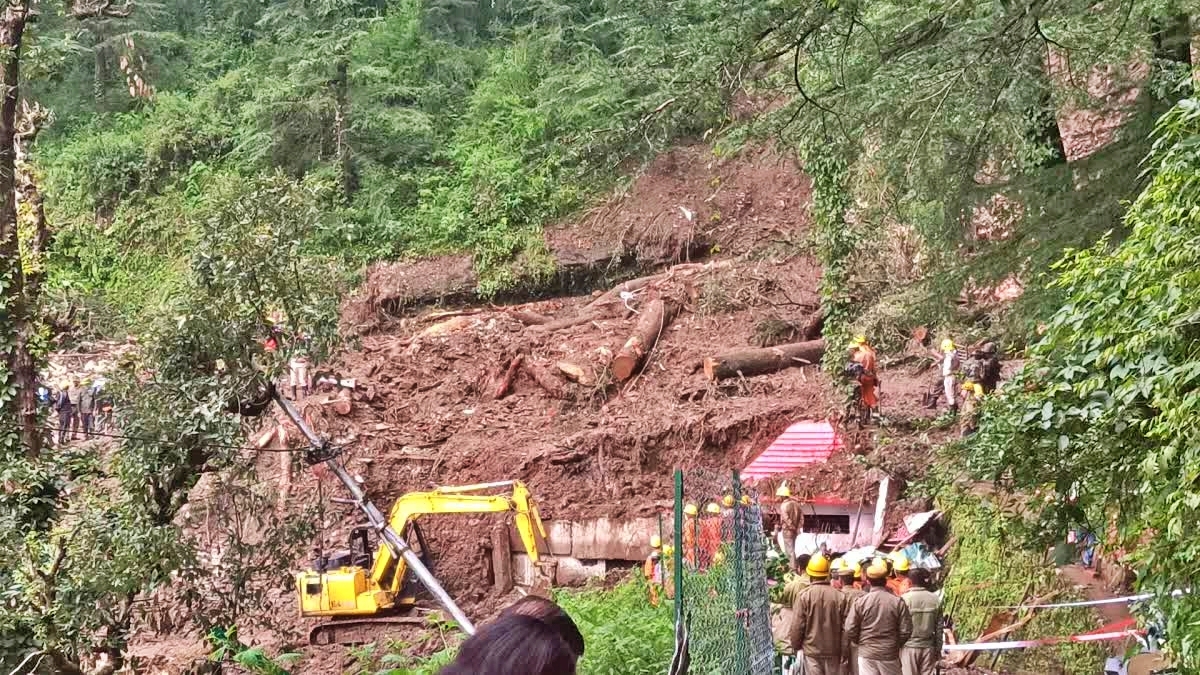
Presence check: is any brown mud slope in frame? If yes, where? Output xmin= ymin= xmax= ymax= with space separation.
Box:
xmin=344 ymin=144 xmax=812 ymax=333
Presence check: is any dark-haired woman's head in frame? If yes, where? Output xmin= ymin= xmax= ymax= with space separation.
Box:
xmin=438 ymin=614 xmax=576 ymax=675
xmin=499 ymin=595 xmax=585 ymax=659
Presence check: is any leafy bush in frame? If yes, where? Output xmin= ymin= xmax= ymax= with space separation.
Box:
xmin=555 ymin=577 xmax=674 ymax=675
xmin=962 ymin=98 xmax=1200 ymax=668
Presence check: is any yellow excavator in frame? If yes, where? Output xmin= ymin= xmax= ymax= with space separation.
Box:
xmin=296 ymin=479 xmax=553 ymax=645
xmin=264 ymin=390 xmax=554 ymax=645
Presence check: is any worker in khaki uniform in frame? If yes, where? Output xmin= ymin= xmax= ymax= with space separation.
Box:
xmin=777 ymin=482 xmax=803 ymax=569
xmin=899 ymin=569 xmax=941 ymax=675
xmin=836 ymin=560 xmax=865 ymax=675
xmin=845 ymin=559 xmax=912 ymax=675
xmin=788 ymin=553 xmax=846 ymax=675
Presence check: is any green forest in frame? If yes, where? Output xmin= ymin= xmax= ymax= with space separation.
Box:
xmin=3 ymin=0 xmax=1200 ymax=672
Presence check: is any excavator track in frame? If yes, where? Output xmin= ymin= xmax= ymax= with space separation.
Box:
xmin=309 ymin=615 xmax=429 ymax=646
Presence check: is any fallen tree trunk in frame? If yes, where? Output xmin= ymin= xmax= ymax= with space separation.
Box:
xmin=523 ymin=360 xmax=567 ymax=399
xmin=508 ymin=310 xmax=552 ymax=326
xmin=534 ymin=260 xmax=733 ymax=334
xmin=703 ymin=339 xmax=826 ymax=381
xmin=612 ymin=298 xmax=678 ymax=381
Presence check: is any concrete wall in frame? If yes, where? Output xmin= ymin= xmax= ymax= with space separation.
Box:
xmin=514 ymin=516 xmax=661 ymax=562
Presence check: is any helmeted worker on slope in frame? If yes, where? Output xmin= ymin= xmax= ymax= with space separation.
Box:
xmin=938 ymin=339 xmax=960 ymax=414
xmin=899 ymin=568 xmax=942 ymax=675
xmin=777 ymin=482 xmax=803 ymax=569
xmin=788 ymin=553 xmax=848 ymax=675
xmin=848 ymin=335 xmax=880 ymax=421
xmin=845 ymin=559 xmax=913 ymax=675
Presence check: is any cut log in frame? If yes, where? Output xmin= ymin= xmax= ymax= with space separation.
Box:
xmin=703 ymin=339 xmax=826 ymax=381
xmin=508 ymin=310 xmax=551 ymax=325
xmin=556 ymin=361 xmax=594 ymax=386
xmin=491 ymin=523 xmax=514 ymax=593
xmin=523 ymin=360 xmax=568 ymax=399
xmin=319 ymin=394 xmax=353 ymax=416
xmin=611 ymin=298 xmax=678 ymax=381
xmin=492 ymin=354 xmax=525 ymax=400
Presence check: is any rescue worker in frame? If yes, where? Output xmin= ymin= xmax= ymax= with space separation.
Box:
xmin=899 ymin=569 xmax=942 ymax=675
xmin=683 ymin=503 xmax=699 ymax=568
xmin=845 ymin=559 xmax=912 ymax=675
xmin=700 ymin=502 xmax=723 ymax=567
xmin=777 ymin=482 xmax=803 ymax=569
xmin=849 ymin=336 xmax=880 ymax=420
xmin=788 ymin=553 xmax=847 ymax=675
xmin=838 ymin=560 xmax=866 ymax=675
xmin=975 ymin=342 xmax=1002 ymax=394
xmin=886 ymin=553 xmax=912 ymax=597
xmin=939 ymin=339 xmax=959 ymax=414
xmin=54 ymin=379 xmax=73 ymax=445
xmin=661 ymin=544 xmax=676 ymax=599
xmin=831 ymin=559 xmax=846 ymax=590
xmin=959 ymin=381 xmax=984 ymax=437
xmin=644 ymin=536 xmax=663 ymax=606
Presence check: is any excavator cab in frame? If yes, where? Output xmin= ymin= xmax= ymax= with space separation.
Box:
xmin=296 ymin=480 xmax=553 ymax=644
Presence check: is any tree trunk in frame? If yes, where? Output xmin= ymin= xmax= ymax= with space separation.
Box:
xmin=491 ymin=522 xmax=514 ymax=593
xmin=491 ymin=354 xmax=524 ymax=400
xmin=611 ymin=298 xmax=677 ymax=381
xmin=0 ymin=5 xmax=39 ymax=458
xmin=333 ymin=58 xmax=357 ymax=199
xmin=703 ymin=339 xmax=826 ymax=381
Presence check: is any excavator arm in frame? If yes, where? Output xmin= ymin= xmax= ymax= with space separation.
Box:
xmin=370 ymin=480 xmax=549 ymax=594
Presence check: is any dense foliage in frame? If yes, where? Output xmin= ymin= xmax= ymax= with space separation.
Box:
xmin=964 ymin=98 xmax=1200 ymax=668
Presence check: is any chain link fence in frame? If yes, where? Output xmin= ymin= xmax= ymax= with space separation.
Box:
xmin=667 ymin=468 xmax=774 ymax=675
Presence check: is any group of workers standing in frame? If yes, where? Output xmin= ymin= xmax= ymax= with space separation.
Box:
xmin=643 ymin=493 xmax=755 ymax=605
xmin=847 ymin=334 xmax=1002 ymax=433
xmin=42 ymin=376 xmax=112 ymax=445
xmin=787 ymin=551 xmax=942 ymax=675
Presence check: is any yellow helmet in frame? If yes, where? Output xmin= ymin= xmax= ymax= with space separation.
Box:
xmin=722 ymin=495 xmax=735 ymax=508
xmin=941 ymin=338 xmax=956 ymax=352
xmin=853 ymin=335 xmax=867 ymax=345
xmin=705 ymin=502 xmax=721 ymax=515
xmin=740 ymin=495 xmax=752 ymax=506
xmin=830 ymin=558 xmax=845 ymax=574
xmin=713 ymin=550 xmax=726 ymax=565
xmin=865 ymin=558 xmax=890 ymax=579
xmin=806 ymin=553 xmax=832 ymax=578
xmin=662 ymin=544 xmax=674 ymax=557
xmin=889 ymin=551 xmax=911 ymax=572
xmin=683 ymin=503 xmax=698 ymax=517
xmin=775 ymin=482 xmax=791 ymax=498
xmin=851 ymin=560 xmax=863 ymax=579
xmin=650 ymin=535 xmax=662 ymax=549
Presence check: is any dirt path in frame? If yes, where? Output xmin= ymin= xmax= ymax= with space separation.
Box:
xmin=1059 ymin=564 xmax=1132 ymax=625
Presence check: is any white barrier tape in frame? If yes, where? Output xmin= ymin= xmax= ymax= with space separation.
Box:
xmin=995 ymin=588 xmax=1185 ymax=610
xmin=943 ymin=629 xmax=1141 ymax=652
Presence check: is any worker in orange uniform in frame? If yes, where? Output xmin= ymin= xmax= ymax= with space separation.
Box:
xmin=777 ymin=482 xmax=803 ymax=570
xmin=699 ymin=502 xmax=724 ymax=568
xmin=886 ymin=552 xmax=912 ymax=596
xmin=644 ymin=535 xmax=663 ymax=606
xmin=849 ymin=335 xmax=880 ymax=421
xmin=682 ymin=503 xmax=699 ymax=568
